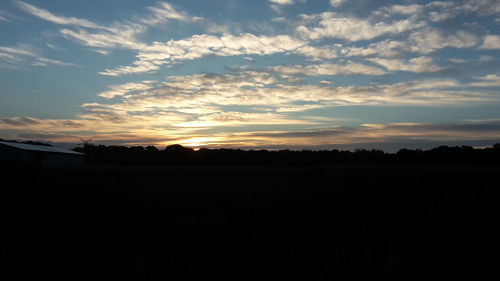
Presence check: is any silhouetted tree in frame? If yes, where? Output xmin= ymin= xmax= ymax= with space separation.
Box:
xmin=66 ymin=143 xmax=500 ymax=166
xmin=0 ymin=138 xmax=52 ymax=147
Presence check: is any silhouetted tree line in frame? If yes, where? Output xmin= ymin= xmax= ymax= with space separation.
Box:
xmin=0 ymin=138 xmax=52 ymax=147
xmin=72 ymin=143 xmax=500 ymax=166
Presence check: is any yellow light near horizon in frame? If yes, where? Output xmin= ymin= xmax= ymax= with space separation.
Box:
xmin=178 ymin=137 xmax=217 ymax=147
xmin=176 ymin=121 xmax=215 ymax=128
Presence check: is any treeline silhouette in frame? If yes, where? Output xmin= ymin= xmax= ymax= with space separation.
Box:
xmin=0 ymin=138 xmax=52 ymax=147
xmin=72 ymin=143 xmax=500 ymax=166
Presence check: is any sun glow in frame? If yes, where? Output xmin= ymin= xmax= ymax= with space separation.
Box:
xmin=178 ymin=137 xmax=217 ymax=147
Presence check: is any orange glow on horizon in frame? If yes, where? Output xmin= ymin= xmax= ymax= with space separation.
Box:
xmin=176 ymin=137 xmax=217 ymax=148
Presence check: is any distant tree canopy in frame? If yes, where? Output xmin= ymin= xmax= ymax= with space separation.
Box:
xmin=0 ymin=138 xmax=52 ymax=147
xmin=71 ymin=143 xmax=500 ymax=166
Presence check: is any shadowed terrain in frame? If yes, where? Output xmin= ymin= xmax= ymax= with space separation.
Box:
xmin=2 ymin=164 xmax=499 ymax=280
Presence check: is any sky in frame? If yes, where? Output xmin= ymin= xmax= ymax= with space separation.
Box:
xmin=0 ymin=0 xmax=500 ymax=151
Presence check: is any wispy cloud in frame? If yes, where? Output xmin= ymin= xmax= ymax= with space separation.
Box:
xmin=141 ymin=2 xmax=191 ymax=25
xmin=0 ymin=45 xmax=37 ymax=57
xmin=0 ymin=10 xmax=15 ymax=22
xmin=407 ymin=28 xmax=479 ymax=54
xmin=0 ymin=116 xmax=41 ymax=126
xmin=462 ymin=0 xmax=500 ymax=16
xmin=329 ymin=0 xmax=346 ymax=8
xmin=375 ymin=4 xmax=424 ymax=17
xmin=6 ymin=115 xmax=500 ymax=149
xmin=269 ymin=62 xmax=386 ymax=76
xmin=15 ymin=0 xmax=151 ymax=66
xmin=0 ymin=44 xmax=76 ymax=68
xmin=3 ymin=68 xmax=500 ymax=147
xmin=5 ymin=0 xmax=500 ymax=149
xmin=468 ymin=74 xmax=500 ymax=87
xmin=31 ymin=57 xmax=78 ymax=67
xmin=367 ymin=56 xmax=442 ymax=73
xmin=16 ymin=1 xmax=103 ymax=29
xmin=100 ymin=33 xmax=305 ymax=75
xmin=16 ymin=1 xmax=204 ymax=60
xmin=18 ymin=1 xmax=231 ymax=57
xmin=180 ymin=111 xmax=316 ymax=128
xmin=87 ymin=72 xmax=500 ymax=134
xmin=208 ymin=120 xmax=500 ymax=149
xmin=295 ymin=12 xmax=425 ymax=41
xmin=59 ymin=27 xmax=146 ymax=50
xmin=480 ymin=35 xmax=500 ymax=49
xmin=337 ymin=28 xmax=479 ymax=59
xmin=341 ymin=40 xmax=407 ymax=58
xmin=294 ymin=45 xmax=340 ymax=61
xmin=98 ymin=82 xmax=154 ymax=99
xmin=269 ymin=0 xmax=294 ymax=5
xmin=16 ymin=0 xmax=486 ymax=77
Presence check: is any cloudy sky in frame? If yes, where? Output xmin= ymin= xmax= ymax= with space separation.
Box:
xmin=1 ymin=0 xmax=500 ymax=150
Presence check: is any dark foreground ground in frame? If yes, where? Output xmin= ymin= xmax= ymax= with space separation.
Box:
xmin=1 ymin=164 xmax=500 ymax=280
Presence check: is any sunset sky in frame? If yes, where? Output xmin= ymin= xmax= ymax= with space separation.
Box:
xmin=1 ymin=0 xmax=500 ymax=150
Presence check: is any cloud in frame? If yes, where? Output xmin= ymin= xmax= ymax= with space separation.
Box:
xmin=79 ymin=73 xmax=500 ymax=133
xmin=480 ymin=35 xmax=500 ymax=49
xmin=367 ymin=56 xmax=443 ymax=73
xmin=269 ymin=0 xmax=294 ymax=5
xmin=16 ymin=1 xmax=103 ymax=29
xmin=5 ymin=1 xmax=500 ymax=150
xmin=339 ymin=28 xmax=479 ymax=59
xmin=295 ymin=12 xmax=425 ymax=41
xmin=98 ymin=82 xmax=154 ymax=99
xmin=449 ymin=58 xmax=467 ymax=64
xmin=0 ymin=117 xmax=41 ymax=126
xmin=15 ymin=1 xmax=156 ymax=58
xmin=4 ymin=69 xmax=500 ymax=148
xmin=407 ymin=28 xmax=479 ymax=54
xmin=59 ymin=26 xmax=146 ymax=50
xmin=468 ymin=74 xmax=500 ymax=87
xmin=462 ymin=0 xmax=500 ymax=16
xmin=98 ymin=60 xmax=161 ymax=76
xmin=18 ymin=1 xmax=195 ymax=30
xmin=100 ymin=33 xmax=305 ymax=75
xmin=269 ymin=62 xmax=386 ymax=76
xmin=18 ymin=1 xmax=214 ymax=58
xmin=141 ymin=2 xmax=190 ymax=25
xmin=479 ymin=55 xmax=494 ymax=62
xmin=426 ymin=2 xmax=462 ymax=22
xmin=0 ymin=10 xmax=14 ymax=22
xmin=249 ymin=126 xmax=355 ymax=139
xmin=16 ymin=132 xmax=80 ymax=141
xmin=341 ymin=40 xmax=407 ymax=58
xmin=360 ymin=121 xmax=500 ymax=139
xmin=421 ymin=0 xmax=500 ymax=22
xmin=192 ymin=120 xmax=500 ymax=150
xmin=32 ymin=57 xmax=78 ymax=67
xmin=0 ymin=44 xmax=76 ymax=68
xmin=272 ymin=17 xmax=287 ymax=23
xmin=180 ymin=111 xmax=316 ymax=128
xmin=374 ymin=4 xmax=424 ymax=17
xmin=0 ymin=46 xmax=37 ymax=67
xmin=329 ymin=0 xmax=346 ymax=8
xmin=294 ymin=45 xmax=340 ymax=60
xmin=5 ymin=116 xmax=500 ymax=149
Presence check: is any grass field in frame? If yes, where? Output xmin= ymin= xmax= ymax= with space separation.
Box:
xmin=2 ymin=165 xmax=500 ymax=280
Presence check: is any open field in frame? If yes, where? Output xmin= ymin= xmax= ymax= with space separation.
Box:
xmin=2 ymin=165 xmax=500 ymax=280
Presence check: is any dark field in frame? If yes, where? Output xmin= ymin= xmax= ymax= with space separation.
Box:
xmin=2 ymin=165 xmax=500 ymax=280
